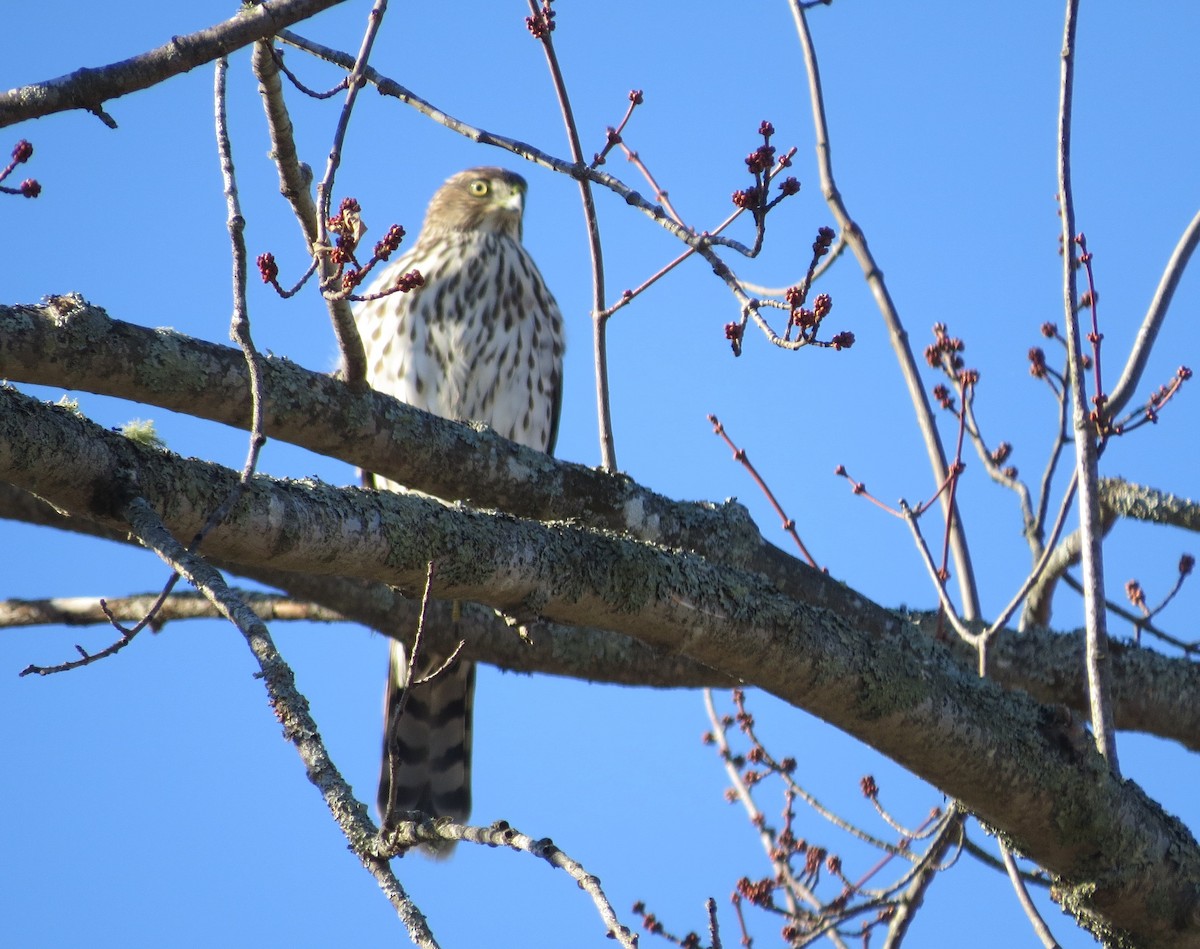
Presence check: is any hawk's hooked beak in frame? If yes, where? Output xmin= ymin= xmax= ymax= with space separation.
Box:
xmin=499 ymin=184 xmax=525 ymax=214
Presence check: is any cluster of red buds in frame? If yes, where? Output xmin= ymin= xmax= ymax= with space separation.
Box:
xmin=258 ymin=195 xmax=413 ymax=299
xmin=731 ymin=185 xmax=764 ymax=210
xmin=256 ymin=252 xmax=280 ymax=287
xmin=788 ymin=291 xmax=833 ymax=334
xmin=1028 ymin=347 xmax=1048 ymax=378
xmin=1 ymin=140 xmax=40 ymax=198
xmin=374 ymin=224 xmax=406 ymax=262
xmin=731 ymin=120 xmax=797 ymax=212
xmin=932 ymin=384 xmax=955 ymax=411
xmin=391 ymin=269 xmax=425 ymax=293
xmin=990 ymin=442 xmax=1017 ymax=479
xmin=736 ymin=875 xmax=777 ymax=908
xmin=745 ymin=143 xmax=776 ymax=175
xmin=924 ymin=322 xmax=965 ymax=371
xmin=525 ymin=0 xmax=555 ymax=39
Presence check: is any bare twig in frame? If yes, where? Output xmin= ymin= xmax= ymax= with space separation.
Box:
xmin=17 ymin=601 xmax=143 ymax=677
xmin=312 ymin=0 xmax=389 ymax=241
xmin=1000 ymin=841 xmax=1062 ymax=948
xmin=214 ymin=56 xmax=269 ymax=528
xmin=706 ymin=898 xmax=722 ymax=949
xmin=739 ymin=229 xmax=848 ymax=298
xmin=899 ymin=501 xmax=975 ymax=646
xmin=2 ymin=592 xmax=343 ymax=629
xmin=1056 ymin=0 xmax=1118 ymax=770
xmin=882 ymin=813 xmax=965 ymax=948
xmin=1107 ymin=208 xmax=1200 ymax=418
xmin=382 ymin=815 xmax=638 ymax=948
xmin=619 ymin=139 xmax=685 ymax=225
xmin=250 ymin=41 xmax=367 ymax=388
xmin=381 ymin=561 xmax=439 ymax=824
xmin=708 ymin=414 xmax=819 ymax=568
xmin=986 ymin=473 xmax=1078 ymax=643
xmin=703 ymin=689 xmax=824 ymax=929
xmin=525 ymin=1 xmax=617 ymax=470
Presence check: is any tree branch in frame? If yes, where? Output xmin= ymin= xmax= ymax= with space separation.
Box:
xmin=3 ymin=304 xmax=1197 ymax=744
xmin=0 ymin=298 xmax=767 ymax=570
xmin=0 ymin=0 xmax=349 ymax=128
xmin=3 ymin=384 xmax=1198 ymax=945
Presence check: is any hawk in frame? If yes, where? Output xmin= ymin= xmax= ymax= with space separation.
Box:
xmin=353 ymin=167 xmax=565 ymax=854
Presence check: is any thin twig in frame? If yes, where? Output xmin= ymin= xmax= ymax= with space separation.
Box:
xmin=899 ymin=501 xmax=975 ymax=646
xmin=958 ymin=393 xmax=1036 ymax=534
xmin=599 ymin=149 xmax=798 ymax=324
xmin=708 ymin=414 xmax=818 ymax=568
xmin=1064 ymin=572 xmax=1197 ymax=655
xmin=882 ymin=813 xmax=965 ymax=948
xmin=984 ymin=474 xmax=1078 ymax=652
xmin=703 ymin=689 xmax=821 ymax=926
xmin=525 ymin=2 xmax=617 ymax=470
xmin=312 ymin=0 xmax=389 ymax=241
xmin=739 ymin=230 xmax=848 ymax=298
xmin=1000 ymin=840 xmax=1062 ymax=948
xmin=706 ymin=897 xmax=722 ymax=949
xmin=1033 ymin=363 xmax=1073 ymax=554
xmin=620 ymin=140 xmax=684 ymax=225
xmin=381 ymin=560 xmax=437 ymax=823
xmin=4 ymin=592 xmax=344 ymax=630
xmin=1107 ymin=208 xmax=1200 ymax=417
xmin=214 ymin=56 xmax=269 ymax=529
xmin=786 ymin=0 xmax=980 ymax=621
xmin=382 ymin=815 xmax=638 ymax=948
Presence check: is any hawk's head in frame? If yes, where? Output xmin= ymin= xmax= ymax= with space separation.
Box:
xmin=422 ymin=167 xmax=528 ymax=241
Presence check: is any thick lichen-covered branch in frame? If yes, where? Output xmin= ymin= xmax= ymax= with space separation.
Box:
xmin=2 ymin=383 xmax=1198 ymax=945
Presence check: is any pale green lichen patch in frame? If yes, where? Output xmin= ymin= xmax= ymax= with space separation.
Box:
xmin=120 ymin=418 xmax=165 ymax=450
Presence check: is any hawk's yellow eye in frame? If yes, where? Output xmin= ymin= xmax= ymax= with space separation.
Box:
xmin=469 ymin=180 xmax=489 ymax=197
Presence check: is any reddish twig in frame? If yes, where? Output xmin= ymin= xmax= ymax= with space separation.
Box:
xmin=1075 ymin=234 xmax=1112 ymax=443
xmin=620 ymin=142 xmax=685 ymax=225
xmin=590 ymin=88 xmax=644 ymax=169
xmin=708 ymin=414 xmax=818 ymax=569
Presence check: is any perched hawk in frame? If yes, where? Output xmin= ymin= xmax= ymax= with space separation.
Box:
xmin=353 ymin=167 xmax=565 ymax=854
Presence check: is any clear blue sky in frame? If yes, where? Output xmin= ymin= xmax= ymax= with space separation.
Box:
xmin=4 ymin=2 xmax=1199 ymax=947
